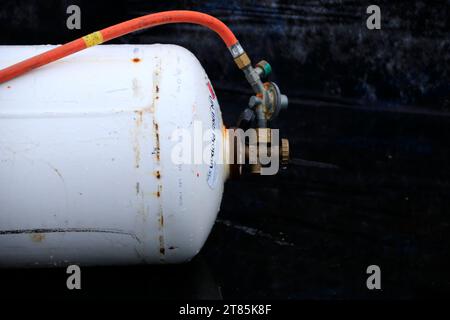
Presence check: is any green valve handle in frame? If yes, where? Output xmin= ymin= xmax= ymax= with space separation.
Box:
xmin=255 ymin=60 xmax=272 ymax=79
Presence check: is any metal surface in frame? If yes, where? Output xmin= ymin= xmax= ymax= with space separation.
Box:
xmin=0 ymin=44 xmax=227 ymax=267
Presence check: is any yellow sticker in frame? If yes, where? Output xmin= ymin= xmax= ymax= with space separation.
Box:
xmin=82 ymin=31 xmax=104 ymax=48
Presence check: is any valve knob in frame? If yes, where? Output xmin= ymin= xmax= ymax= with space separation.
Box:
xmin=255 ymin=60 xmax=272 ymax=79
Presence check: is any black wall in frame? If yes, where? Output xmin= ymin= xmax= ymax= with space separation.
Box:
xmin=1 ymin=0 xmax=449 ymax=110
xmin=1 ymin=0 xmax=450 ymax=299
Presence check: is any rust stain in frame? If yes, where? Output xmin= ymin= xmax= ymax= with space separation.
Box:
xmin=134 ymin=110 xmax=144 ymax=126
xmin=159 ymin=235 xmax=165 ymax=256
xmin=132 ymin=99 xmax=156 ymax=170
xmin=150 ymin=58 xmax=161 ymax=163
xmin=151 ymin=60 xmax=161 ymax=107
xmin=134 ymin=107 xmax=154 ymax=114
xmin=31 ymin=233 xmax=45 ymax=242
xmin=152 ymin=119 xmax=160 ymax=162
xmin=153 ymin=185 xmax=162 ymax=197
xmin=133 ymin=110 xmax=145 ymax=169
xmin=132 ymin=57 xmax=141 ymax=63
xmin=152 ymin=57 xmax=165 ymax=262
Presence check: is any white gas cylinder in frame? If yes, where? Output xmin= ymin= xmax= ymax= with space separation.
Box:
xmin=0 ymin=44 xmax=228 ymax=267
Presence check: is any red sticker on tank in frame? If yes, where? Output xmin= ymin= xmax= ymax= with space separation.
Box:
xmin=206 ymin=81 xmax=216 ymax=100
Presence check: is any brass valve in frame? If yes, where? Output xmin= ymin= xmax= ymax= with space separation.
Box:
xmin=231 ymin=57 xmax=290 ymax=176
xmin=281 ymin=138 xmax=290 ymax=165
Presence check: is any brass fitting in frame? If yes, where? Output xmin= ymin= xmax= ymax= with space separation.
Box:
xmin=281 ymin=138 xmax=290 ymax=165
xmin=234 ymin=53 xmax=251 ymax=69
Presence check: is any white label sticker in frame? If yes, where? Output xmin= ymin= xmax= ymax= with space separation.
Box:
xmin=206 ymin=85 xmax=219 ymax=189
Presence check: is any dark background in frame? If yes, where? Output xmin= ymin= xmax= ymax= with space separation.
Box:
xmin=0 ymin=0 xmax=449 ymax=299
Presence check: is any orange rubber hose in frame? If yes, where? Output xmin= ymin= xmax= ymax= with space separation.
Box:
xmin=0 ymin=10 xmax=239 ymax=84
